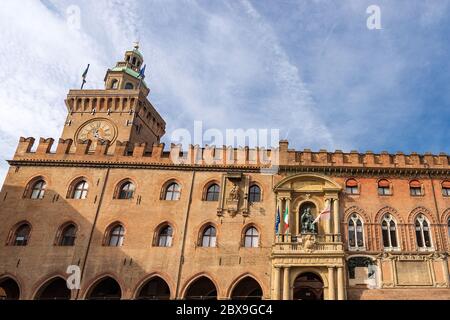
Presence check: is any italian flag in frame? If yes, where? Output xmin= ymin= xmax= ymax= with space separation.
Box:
xmin=283 ymin=204 xmax=289 ymax=234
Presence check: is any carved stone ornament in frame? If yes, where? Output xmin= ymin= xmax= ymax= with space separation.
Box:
xmin=301 ymin=234 xmax=317 ymax=253
xmin=226 ymin=183 xmax=240 ymax=216
xmin=228 ymin=183 xmax=240 ymax=201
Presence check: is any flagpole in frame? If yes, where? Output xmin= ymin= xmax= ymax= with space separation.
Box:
xmin=81 ymin=64 xmax=90 ymax=90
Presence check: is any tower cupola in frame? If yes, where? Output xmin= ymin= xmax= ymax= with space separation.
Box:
xmin=104 ymin=42 xmax=149 ymax=96
xmin=124 ymin=42 xmax=144 ymax=72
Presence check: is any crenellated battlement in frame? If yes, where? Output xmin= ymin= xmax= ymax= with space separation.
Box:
xmin=12 ymin=137 xmax=449 ymax=170
xmin=13 ymin=137 xmax=278 ymax=168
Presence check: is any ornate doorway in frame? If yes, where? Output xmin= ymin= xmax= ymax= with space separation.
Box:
xmin=293 ymin=272 xmax=324 ymax=300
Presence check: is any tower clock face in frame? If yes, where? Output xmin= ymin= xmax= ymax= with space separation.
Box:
xmin=75 ymin=119 xmax=117 ymax=147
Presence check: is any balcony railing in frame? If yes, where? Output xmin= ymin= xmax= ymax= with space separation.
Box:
xmin=272 ymin=234 xmax=344 ymax=253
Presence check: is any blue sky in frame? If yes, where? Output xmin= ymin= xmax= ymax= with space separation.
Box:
xmin=0 ymin=0 xmax=449 ymax=183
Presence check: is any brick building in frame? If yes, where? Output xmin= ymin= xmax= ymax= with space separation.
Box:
xmin=0 ymin=46 xmax=449 ymax=300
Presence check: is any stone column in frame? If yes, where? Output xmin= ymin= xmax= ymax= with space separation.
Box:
xmin=282 ymin=267 xmax=291 ymax=300
xmin=328 ymin=267 xmax=336 ymax=300
xmin=442 ymin=257 xmax=450 ymax=287
xmin=333 ymin=198 xmax=340 ymax=236
xmin=273 ymin=266 xmax=281 ymax=300
xmin=337 ymin=266 xmax=345 ymax=300
xmin=325 ymin=198 xmax=331 ymax=237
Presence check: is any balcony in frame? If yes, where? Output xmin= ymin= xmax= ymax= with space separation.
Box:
xmin=272 ymin=234 xmax=344 ymax=255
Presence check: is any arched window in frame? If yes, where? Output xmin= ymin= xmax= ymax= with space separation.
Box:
xmin=378 ymin=179 xmax=391 ymax=196
xmin=72 ymin=180 xmax=89 ymax=199
xmin=117 ymin=181 xmax=135 ymax=199
xmin=157 ymin=226 xmax=173 ymax=247
xmin=107 ymin=224 xmax=125 ymax=247
xmin=58 ymin=224 xmax=77 ymax=246
xmin=201 ymin=226 xmax=216 ymax=247
xmin=205 ymin=184 xmax=220 ymax=201
xmin=345 ymin=179 xmax=359 ymax=194
xmin=381 ymin=214 xmax=398 ymax=249
xmin=164 ymin=183 xmax=180 ymax=201
xmin=348 ymin=214 xmax=364 ymax=250
xmin=243 ymin=227 xmax=259 ymax=248
xmin=11 ymin=223 xmax=31 ymax=246
xmin=442 ymin=181 xmax=450 ymax=196
xmin=415 ymin=214 xmax=432 ymax=249
xmin=249 ymin=185 xmax=261 ymax=203
xmin=110 ymin=79 xmax=119 ymax=89
xmin=30 ymin=179 xmax=46 ymax=199
xmin=410 ymin=180 xmax=422 ymax=196
xmin=125 ymin=82 xmax=134 ymax=90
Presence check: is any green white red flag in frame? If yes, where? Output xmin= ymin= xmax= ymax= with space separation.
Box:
xmin=283 ymin=204 xmax=289 ymax=234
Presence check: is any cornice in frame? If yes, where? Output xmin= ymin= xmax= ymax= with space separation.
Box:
xmin=8 ymin=158 xmax=450 ymax=177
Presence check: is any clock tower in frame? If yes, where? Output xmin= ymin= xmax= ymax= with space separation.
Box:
xmin=61 ymin=44 xmax=166 ymax=153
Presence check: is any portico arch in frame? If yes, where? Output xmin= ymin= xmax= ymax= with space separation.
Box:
xmin=293 ymin=272 xmax=324 ymax=300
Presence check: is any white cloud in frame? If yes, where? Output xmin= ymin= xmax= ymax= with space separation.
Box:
xmin=1 ymin=0 xmax=447 ymax=184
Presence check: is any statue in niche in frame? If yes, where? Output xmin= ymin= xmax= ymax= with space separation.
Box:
xmin=301 ymin=207 xmax=317 ymax=234
xmin=228 ymin=183 xmax=240 ymax=201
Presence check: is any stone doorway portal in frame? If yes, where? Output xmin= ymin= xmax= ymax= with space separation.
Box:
xmin=293 ymin=272 xmax=324 ymax=300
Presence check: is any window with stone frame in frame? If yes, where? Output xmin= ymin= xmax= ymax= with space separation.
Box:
xmin=58 ymin=224 xmax=77 ymax=246
xmin=248 ymin=185 xmax=261 ymax=203
xmin=409 ymin=180 xmax=423 ymax=196
xmin=157 ymin=226 xmax=173 ymax=247
xmin=243 ymin=226 xmax=259 ymax=248
xmin=71 ymin=180 xmax=89 ymax=199
xmin=205 ymin=184 xmax=220 ymax=201
xmin=30 ymin=179 xmax=47 ymax=199
xmin=164 ymin=183 xmax=180 ymax=201
xmin=348 ymin=214 xmax=364 ymax=250
xmin=117 ymin=181 xmax=135 ymax=199
xmin=442 ymin=181 xmax=450 ymax=196
xmin=345 ymin=178 xmax=359 ymax=194
xmin=381 ymin=214 xmax=398 ymax=250
xmin=200 ymin=226 xmax=217 ymax=247
xmin=11 ymin=223 xmax=31 ymax=246
xmin=107 ymin=224 xmax=125 ymax=247
xmin=415 ymin=214 xmax=433 ymax=249
xmin=378 ymin=179 xmax=391 ymax=196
